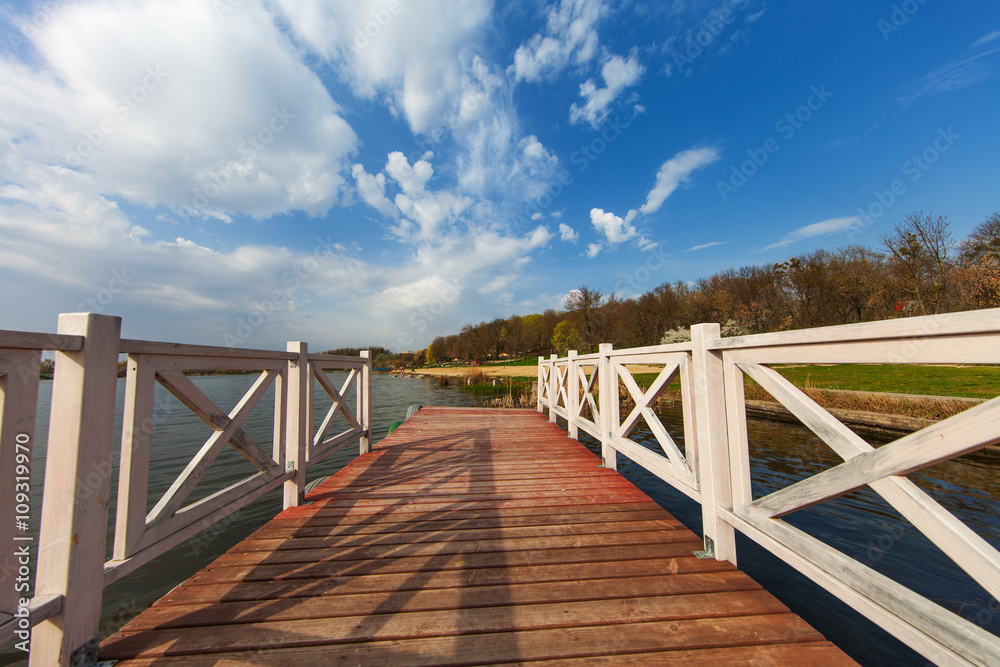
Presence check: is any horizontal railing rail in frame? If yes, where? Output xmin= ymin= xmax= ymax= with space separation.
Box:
xmin=0 ymin=314 xmax=372 ymax=665
xmin=540 ymin=309 xmax=1000 ymax=666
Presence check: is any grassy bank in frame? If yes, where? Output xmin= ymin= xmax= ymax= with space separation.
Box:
xmin=765 ymin=364 xmax=1000 ymax=400
xmin=427 ymin=362 xmax=997 ymax=421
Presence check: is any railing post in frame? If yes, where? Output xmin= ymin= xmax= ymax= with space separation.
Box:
xmin=598 ymin=343 xmax=617 ymax=470
xmin=359 ymin=350 xmax=372 ymax=454
xmin=30 ymin=313 xmax=120 ymax=666
xmin=536 ymin=356 xmax=545 ymax=413
xmin=566 ymin=350 xmax=579 ymax=439
xmin=548 ymin=354 xmax=558 ymax=424
xmin=1 ymin=349 xmax=40 ymax=618
xmin=283 ymin=342 xmax=308 ymax=509
xmin=691 ymin=323 xmax=737 ymax=564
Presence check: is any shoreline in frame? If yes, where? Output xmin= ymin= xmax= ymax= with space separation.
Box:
xmin=392 ymin=365 xmax=988 ymax=440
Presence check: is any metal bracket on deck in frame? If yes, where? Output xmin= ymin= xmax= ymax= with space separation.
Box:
xmin=693 ymin=536 xmax=715 ymax=559
xmin=70 ymin=636 xmax=116 ymax=666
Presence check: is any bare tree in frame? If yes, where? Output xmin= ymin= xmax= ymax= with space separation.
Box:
xmin=565 ymin=285 xmax=605 ymax=351
xmin=959 ymin=211 xmax=1000 ymax=264
xmin=881 ymin=212 xmax=955 ymax=315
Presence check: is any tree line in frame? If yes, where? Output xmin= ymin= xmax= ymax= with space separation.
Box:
xmin=425 ymin=211 xmax=1000 ymax=364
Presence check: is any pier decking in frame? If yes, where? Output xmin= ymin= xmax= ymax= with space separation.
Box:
xmin=99 ymin=407 xmax=853 ymax=665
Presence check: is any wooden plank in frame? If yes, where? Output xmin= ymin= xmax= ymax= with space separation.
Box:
xmin=103 ymin=590 xmax=791 ymax=656
xmin=245 ymin=518 xmax=682 ymax=544
xmin=119 ymin=339 xmax=295 ymax=359
xmin=708 ymin=306 xmax=1000 ymax=349
xmin=206 ymin=530 xmax=701 ymax=567
xmin=160 ymin=560 xmax=739 ymax=605
xmin=124 ymin=578 xmax=769 ymax=630
xmin=103 ymin=614 xmax=831 ymax=662
xmin=100 ymin=408 xmax=851 ymax=665
xmin=0 ymin=330 xmax=82 ymax=351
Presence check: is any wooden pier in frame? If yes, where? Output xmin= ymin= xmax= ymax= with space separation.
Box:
xmin=99 ymin=407 xmax=854 ymax=665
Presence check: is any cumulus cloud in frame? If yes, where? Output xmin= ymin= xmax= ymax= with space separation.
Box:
xmin=272 ymin=0 xmax=492 ymax=134
xmin=639 ymin=147 xmax=720 ymax=215
xmin=559 ymin=223 xmax=580 ymax=242
xmin=590 ymin=207 xmax=638 ymax=245
xmin=569 ymin=53 xmax=644 ymax=127
xmin=14 ymin=0 xmax=358 ymax=220
xmin=512 ymin=0 xmax=604 ymax=82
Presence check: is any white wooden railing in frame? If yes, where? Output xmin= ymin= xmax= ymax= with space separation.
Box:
xmin=0 ymin=313 xmax=371 ymax=665
xmin=539 ymin=311 xmax=1000 ymax=666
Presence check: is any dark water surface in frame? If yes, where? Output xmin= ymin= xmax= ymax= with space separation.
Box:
xmin=4 ymin=373 xmax=998 ymax=665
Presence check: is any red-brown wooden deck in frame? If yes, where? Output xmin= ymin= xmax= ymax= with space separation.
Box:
xmin=100 ymin=407 xmax=856 ymax=665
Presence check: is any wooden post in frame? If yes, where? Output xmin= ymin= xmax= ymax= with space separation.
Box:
xmin=283 ymin=342 xmax=308 ymax=509
xmin=359 ymin=351 xmax=372 ymax=454
xmin=30 ymin=314 xmax=120 ymax=667
xmin=0 ymin=349 xmax=41 ymax=616
xmin=598 ymin=343 xmax=617 ymax=470
xmin=566 ymin=350 xmax=579 ymax=440
xmin=536 ymin=356 xmax=545 ymax=413
xmin=691 ymin=323 xmax=737 ymax=564
xmin=548 ymin=354 xmax=558 ymax=423
xmin=112 ymin=356 xmax=155 ymax=561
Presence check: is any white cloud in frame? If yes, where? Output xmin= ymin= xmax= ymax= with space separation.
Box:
xmin=585 ymin=243 xmax=602 ymax=258
xmin=559 ymin=223 xmax=579 ymax=242
xmin=590 ymin=207 xmax=638 ymax=245
xmin=762 ymin=216 xmax=860 ymax=251
xmin=272 ymin=0 xmax=493 ymax=134
xmin=686 ymin=241 xmax=729 ymax=252
xmin=385 ymin=151 xmax=434 ymax=197
xmin=898 ymin=36 xmax=1000 ymax=109
xmin=479 ymin=273 xmax=517 ymax=294
xmin=971 ymin=31 xmax=1000 ymax=50
xmin=13 ymin=0 xmax=359 ymax=220
xmin=512 ymin=0 xmax=604 ymax=82
xmin=351 ymin=164 xmax=397 ymax=218
xmin=639 ymin=147 xmax=720 ymax=215
xmin=569 ymin=52 xmax=644 ymax=127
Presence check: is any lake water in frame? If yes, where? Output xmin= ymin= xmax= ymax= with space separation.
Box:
xmin=3 ymin=373 xmax=998 ymax=665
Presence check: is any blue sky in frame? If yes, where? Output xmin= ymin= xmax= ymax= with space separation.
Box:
xmin=1 ymin=0 xmax=998 ymax=351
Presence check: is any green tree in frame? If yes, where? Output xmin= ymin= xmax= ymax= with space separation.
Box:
xmin=551 ymin=320 xmax=581 ymax=353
